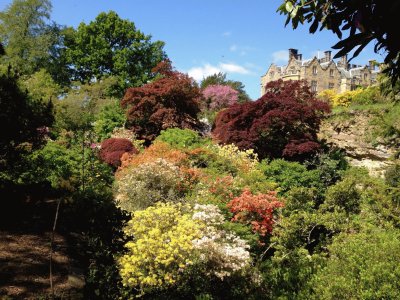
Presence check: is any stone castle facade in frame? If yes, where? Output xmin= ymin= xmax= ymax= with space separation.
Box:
xmin=261 ymin=49 xmax=379 ymax=95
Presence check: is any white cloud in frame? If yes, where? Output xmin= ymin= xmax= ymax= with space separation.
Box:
xmin=220 ymin=63 xmax=250 ymax=74
xmin=222 ymin=31 xmax=232 ymax=37
xmin=187 ymin=64 xmax=221 ymax=81
xmin=230 ymin=45 xmax=238 ymax=52
xmin=271 ymin=50 xmax=288 ymax=63
xmin=187 ymin=62 xmax=251 ymax=81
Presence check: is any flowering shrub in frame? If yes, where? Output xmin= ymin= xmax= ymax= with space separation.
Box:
xmin=211 ymin=143 xmax=259 ymax=172
xmin=99 ymin=138 xmax=138 ymax=167
xmin=228 ymin=189 xmax=284 ymax=236
xmin=192 ymin=204 xmax=251 ymax=279
xmin=118 ymin=203 xmax=202 ymax=294
xmin=202 ymin=84 xmax=239 ymax=111
xmin=115 ymin=159 xmax=185 ymax=212
xmin=332 ymin=89 xmax=363 ymax=107
xmin=317 ymin=89 xmax=337 ymax=104
xmin=119 ymin=141 xmax=188 ymax=172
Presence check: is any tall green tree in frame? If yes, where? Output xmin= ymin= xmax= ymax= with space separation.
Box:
xmin=65 ymin=11 xmax=167 ymax=97
xmin=0 ymin=0 xmax=56 ymax=75
xmin=277 ymin=0 xmax=400 ymax=84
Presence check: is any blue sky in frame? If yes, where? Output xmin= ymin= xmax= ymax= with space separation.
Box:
xmin=0 ymin=0 xmax=384 ymax=99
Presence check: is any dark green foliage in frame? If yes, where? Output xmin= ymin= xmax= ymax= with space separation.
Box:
xmin=0 ymin=73 xmax=54 ymax=186
xmin=64 ymin=11 xmax=166 ymax=97
xmin=260 ymin=159 xmax=323 ymax=196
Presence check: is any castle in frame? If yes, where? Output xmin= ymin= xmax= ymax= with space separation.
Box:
xmin=261 ymin=49 xmax=379 ymax=95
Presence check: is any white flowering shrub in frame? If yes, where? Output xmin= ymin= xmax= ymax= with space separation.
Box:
xmin=192 ymin=204 xmax=251 ymax=279
xmin=115 ymin=158 xmax=185 ymax=212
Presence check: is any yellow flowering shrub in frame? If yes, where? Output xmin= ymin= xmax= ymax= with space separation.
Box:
xmin=317 ymin=89 xmax=337 ymax=104
xmin=210 ymin=143 xmax=259 ymax=173
xmin=332 ymin=89 xmax=363 ymax=107
xmin=118 ymin=203 xmax=202 ymax=293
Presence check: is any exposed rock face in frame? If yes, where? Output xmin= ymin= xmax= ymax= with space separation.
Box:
xmin=319 ymin=110 xmax=396 ymax=177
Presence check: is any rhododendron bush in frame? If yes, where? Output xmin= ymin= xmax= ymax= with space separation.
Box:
xmin=121 ymin=60 xmax=202 ymax=143
xmin=212 ymin=79 xmax=330 ymax=160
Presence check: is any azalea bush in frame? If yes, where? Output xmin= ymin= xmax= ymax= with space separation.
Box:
xmin=115 ymin=158 xmax=185 ymax=212
xmin=228 ymin=189 xmax=284 ymax=236
xmin=118 ymin=203 xmax=202 ymax=294
xmin=192 ymin=204 xmax=251 ymax=279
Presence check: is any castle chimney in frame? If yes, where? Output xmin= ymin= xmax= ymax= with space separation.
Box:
xmin=369 ymin=60 xmax=376 ymax=71
xmin=340 ymin=54 xmax=348 ymax=69
xmin=324 ymin=51 xmax=332 ymax=62
xmin=297 ymin=53 xmax=302 ymax=61
xmin=289 ymin=48 xmax=298 ymax=60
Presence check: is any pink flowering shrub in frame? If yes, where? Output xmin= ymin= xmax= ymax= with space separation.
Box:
xmin=202 ymin=84 xmax=239 ymax=111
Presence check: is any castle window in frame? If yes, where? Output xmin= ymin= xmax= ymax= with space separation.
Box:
xmin=311 ymin=80 xmax=317 ymax=92
xmin=364 ymin=73 xmax=368 ymax=80
xmin=328 ymin=82 xmax=335 ymax=89
xmin=312 ymin=66 xmax=317 ymax=75
xmin=270 ymin=71 xmax=274 ymax=78
xmin=330 ymin=69 xmax=334 ymax=77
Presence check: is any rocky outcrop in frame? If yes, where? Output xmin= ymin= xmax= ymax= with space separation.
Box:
xmin=319 ymin=110 xmax=396 ymax=177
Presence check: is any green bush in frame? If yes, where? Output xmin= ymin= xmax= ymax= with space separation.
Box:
xmin=310 ymin=228 xmax=400 ymax=300
xmin=94 ymin=100 xmax=126 ymax=141
xmin=260 ymin=159 xmax=323 ymax=196
xmin=155 ymin=128 xmax=210 ymax=150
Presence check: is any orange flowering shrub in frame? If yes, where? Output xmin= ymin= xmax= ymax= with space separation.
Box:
xmin=118 ymin=141 xmax=188 ymax=174
xmin=227 ymin=189 xmax=284 ymax=236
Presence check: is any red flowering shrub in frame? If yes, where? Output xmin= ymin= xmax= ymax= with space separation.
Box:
xmin=99 ymin=138 xmax=138 ymax=167
xmin=121 ymin=60 xmax=203 ymax=143
xmin=212 ymin=80 xmax=330 ymax=160
xmin=227 ymin=189 xmax=284 ymax=236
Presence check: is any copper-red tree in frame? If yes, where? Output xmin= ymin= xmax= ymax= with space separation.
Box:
xmin=121 ymin=60 xmax=202 ymax=143
xmin=99 ymin=138 xmax=138 ymax=168
xmin=212 ymin=80 xmax=330 ymax=160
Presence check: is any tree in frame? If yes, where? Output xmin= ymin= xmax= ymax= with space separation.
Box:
xmin=278 ymin=0 xmax=400 ymax=84
xmin=201 ymin=72 xmax=251 ymax=103
xmin=99 ymin=138 xmax=137 ymax=168
xmin=0 ymin=0 xmax=56 ymax=76
xmin=64 ymin=11 xmax=166 ymax=96
xmin=0 ymin=71 xmax=54 ymax=185
xmin=201 ymin=84 xmax=239 ymax=111
xmin=121 ymin=60 xmax=203 ymax=143
xmin=212 ymin=80 xmax=330 ymax=160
